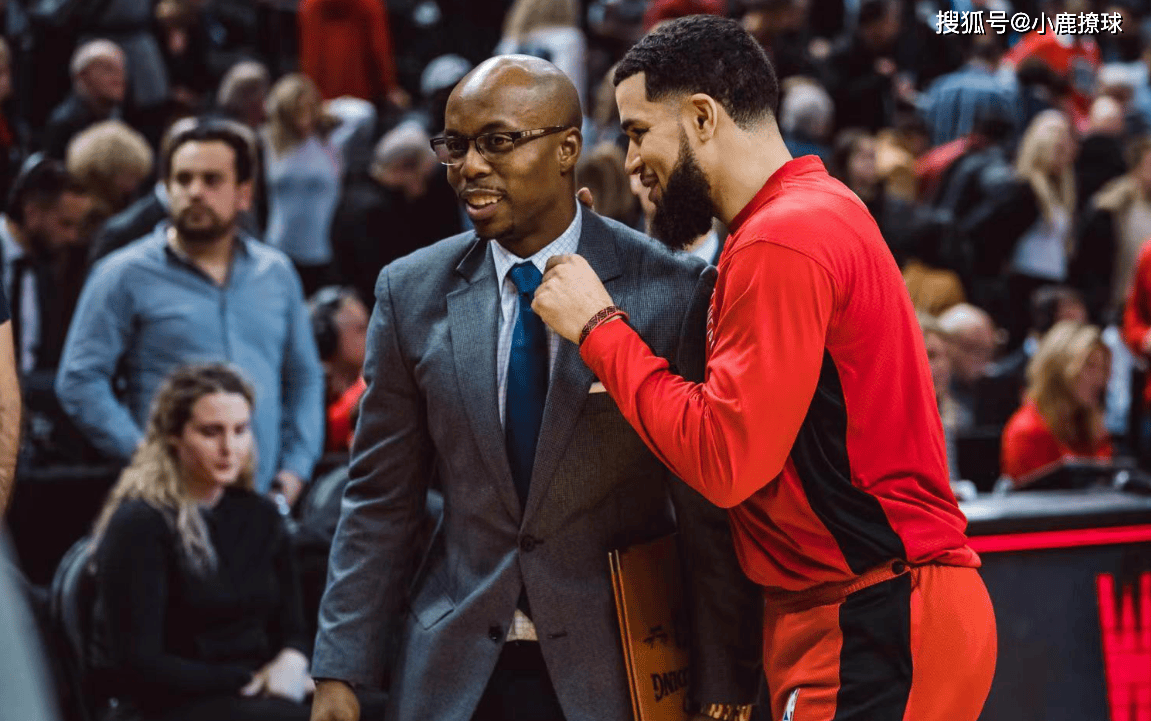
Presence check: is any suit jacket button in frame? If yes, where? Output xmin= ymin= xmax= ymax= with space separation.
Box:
xmin=520 ymin=535 xmax=537 ymax=552
xmin=488 ymin=625 xmax=502 ymax=642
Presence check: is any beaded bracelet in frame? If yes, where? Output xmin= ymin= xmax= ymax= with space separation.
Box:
xmin=579 ymin=305 xmax=629 ymax=346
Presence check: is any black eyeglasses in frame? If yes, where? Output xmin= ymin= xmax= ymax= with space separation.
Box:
xmin=430 ymin=126 xmax=572 ymax=166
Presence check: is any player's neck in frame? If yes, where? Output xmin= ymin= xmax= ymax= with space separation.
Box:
xmin=711 ymin=128 xmax=793 ymax=227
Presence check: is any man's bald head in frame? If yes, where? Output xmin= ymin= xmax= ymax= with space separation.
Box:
xmin=440 ymin=55 xmax=585 ymax=258
xmin=450 ymin=55 xmax=583 ymax=131
xmin=939 ymin=303 xmax=999 ymax=384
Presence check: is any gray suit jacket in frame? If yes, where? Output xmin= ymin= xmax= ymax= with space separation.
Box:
xmin=312 ymin=207 xmax=762 ymax=721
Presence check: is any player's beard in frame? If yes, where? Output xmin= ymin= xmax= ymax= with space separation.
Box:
xmin=174 ymin=204 xmax=235 ymax=244
xmin=649 ymin=131 xmax=716 ymax=251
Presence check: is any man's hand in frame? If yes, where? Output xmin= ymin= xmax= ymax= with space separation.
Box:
xmin=534 ymin=254 xmax=616 ymax=344
xmin=272 ymin=470 xmax=305 ymax=507
xmin=310 ymin=679 xmax=361 ymax=721
xmin=241 ymin=648 xmax=313 ymax=702
xmin=576 ymin=186 xmax=596 ymax=212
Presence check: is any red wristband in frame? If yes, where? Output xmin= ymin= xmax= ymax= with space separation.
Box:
xmin=579 ymin=305 xmax=629 ymax=346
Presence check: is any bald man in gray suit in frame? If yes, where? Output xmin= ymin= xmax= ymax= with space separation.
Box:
xmin=310 ymin=56 xmax=762 ymax=721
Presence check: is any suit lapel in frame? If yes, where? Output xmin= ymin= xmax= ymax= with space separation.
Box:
xmin=523 ymin=209 xmax=624 ymax=523
xmin=446 ymin=236 xmax=522 ymax=522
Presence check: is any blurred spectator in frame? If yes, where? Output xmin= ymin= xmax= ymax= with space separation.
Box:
xmin=831 ymin=127 xmax=914 ymax=254
xmin=1074 ymin=136 xmax=1151 ymax=322
xmin=917 ymin=34 xmax=1019 ymax=148
xmin=64 ymin=119 xmax=153 ymax=240
xmin=740 ymin=0 xmax=817 ymax=82
xmin=1120 ymin=234 xmax=1151 ymax=448
xmin=42 ymin=40 xmax=126 ymax=160
xmin=0 ymin=156 xmax=91 ymax=374
xmin=496 ymin=0 xmax=588 ymax=111
xmin=216 ymin=60 xmax=271 ymax=130
xmin=0 ymin=36 xmax=26 ymax=215
xmin=822 ymin=0 xmax=902 ymax=132
xmin=87 ymin=363 xmax=319 ymax=720
xmin=901 ymin=218 xmax=967 ymax=317
xmin=83 ymin=0 xmax=170 ymax=127
xmin=261 ymin=74 xmax=342 ymax=296
xmin=963 ymin=110 xmax=1077 ymax=343
xmin=1074 ymin=95 xmax=1128 ymax=215
xmin=309 ymin=287 xmax=367 ymax=453
xmin=979 ymin=285 xmax=1088 ymax=427
xmin=643 ymin=0 xmax=728 ymax=32
xmin=298 ymin=0 xmax=408 ymax=109
xmin=875 ymin=112 xmax=929 ymax=202
xmin=88 ymin=117 xmax=198 ymax=266
xmin=576 ymin=141 xmax=639 ymax=227
xmin=330 ymin=119 xmax=460 ymax=307
xmin=939 ymin=303 xmax=1000 ymax=431
xmin=322 ymin=96 xmax=378 ymax=178
xmin=1008 ymin=110 xmax=1078 ymax=319
xmin=155 ymin=0 xmax=216 ymax=116
xmin=1003 ymin=23 xmax=1101 ymax=133
xmin=778 ymin=77 xmax=833 ymax=163
xmin=419 ymin=54 xmax=473 ymax=135
xmin=918 ymin=311 xmax=961 ymax=483
xmin=56 ymin=118 xmax=324 ymax=503
xmin=1001 ymin=321 xmax=1112 ymax=486
xmin=1014 ymin=57 xmax=1071 ymax=131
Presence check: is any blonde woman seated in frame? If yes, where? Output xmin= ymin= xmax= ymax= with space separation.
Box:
xmin=1001 ymin=321 xmax=1112 ymax=487
xmin=87 ymin=364 xmax=315 ymax=721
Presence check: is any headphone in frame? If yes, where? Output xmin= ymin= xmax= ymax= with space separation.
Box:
xmin=309 ymin=286 xmax=353 ymax=361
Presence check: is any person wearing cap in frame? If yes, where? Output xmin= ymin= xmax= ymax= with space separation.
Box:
xmin=42 ymin=40 xmax=126 ymax=160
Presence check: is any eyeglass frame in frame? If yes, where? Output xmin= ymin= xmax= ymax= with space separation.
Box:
xmin=429 ymin=126 xmax=574 ymax=166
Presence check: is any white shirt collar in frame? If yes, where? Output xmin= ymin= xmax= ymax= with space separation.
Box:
xmin=490 ymin=207 xmax=583 ymax=287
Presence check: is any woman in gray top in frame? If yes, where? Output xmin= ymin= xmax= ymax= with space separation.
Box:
xmin=261 ymin=74 xmax=342 ymax=296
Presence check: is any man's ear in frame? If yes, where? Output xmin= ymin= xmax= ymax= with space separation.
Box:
xmin=686 ymin=94 xmax=720 ymax=143
xmin=558 ymin=128 xmax=582 ymax=173
xmin=236 ymin=180 xmax=254 ymax=212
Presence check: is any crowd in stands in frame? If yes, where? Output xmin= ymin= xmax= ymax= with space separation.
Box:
xmin=2 ymin=0 xmax=1151 ymax=717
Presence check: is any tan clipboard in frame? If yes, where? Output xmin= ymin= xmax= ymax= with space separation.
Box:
xmin=610 ymin=533 xmax=692 ymax=721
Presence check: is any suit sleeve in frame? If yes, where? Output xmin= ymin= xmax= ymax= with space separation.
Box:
xmin=663 ymin=266 xmax=763 ymax=705
xmin=311 ymin=265 xmax=432 ymax=687
xmin=581 ymin=241 xmax=835 ymax=508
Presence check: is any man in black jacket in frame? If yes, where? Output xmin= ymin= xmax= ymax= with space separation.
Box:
xmin=41 ymin=40 xmax=125 ymax=160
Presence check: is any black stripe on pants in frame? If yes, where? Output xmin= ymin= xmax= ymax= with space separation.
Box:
xmin=833 ymin=573 xmax=914 ymax=720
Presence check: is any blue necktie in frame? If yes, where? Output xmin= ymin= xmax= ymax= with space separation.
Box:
xmin=505 ymin=262 xmax=548 ymax=510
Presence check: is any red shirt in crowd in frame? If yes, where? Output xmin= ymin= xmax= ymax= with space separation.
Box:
xmin=1003 ymin=31 xmax=1101 ymax=133
xmin=326 ymin=376 xmax=366 ymax=453
xmin=298 ymin=0 xmax=400 ymax=101
xmin=581 ymin=156 xmax=978 ymax=592
xmin=1123 ymin=240 xmax=1151 ymax=402
xmin=1000 ymin=400 xmax=1112 ymax=483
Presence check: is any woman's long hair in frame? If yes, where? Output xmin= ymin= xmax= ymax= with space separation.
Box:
xmin=1016 ymin=110 xmax=1076 ymax=224
xmin=1025 ymin=321 xmax=1109 ymax=449
xmin=90 ymin=364 xmax=257 ymax=574
xmin=263 ymin=73 xmax=334 ymax=158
